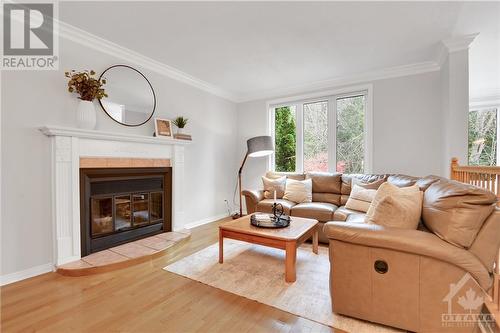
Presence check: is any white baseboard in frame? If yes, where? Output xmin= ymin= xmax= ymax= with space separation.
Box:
xmin=1 ymin=263 xmax=54 ymax=286
xmin=184 ymin=213 xmax=229 ymax=229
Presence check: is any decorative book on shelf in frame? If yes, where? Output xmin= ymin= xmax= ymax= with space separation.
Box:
xmin=174 ymin=133 xmax=192 ymax=141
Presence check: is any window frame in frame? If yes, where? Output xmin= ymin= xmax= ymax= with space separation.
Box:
xmin=267 ymin=84 xmax=373 ymax=173
xmin=468 ymin=101 xmax=500 ymax=166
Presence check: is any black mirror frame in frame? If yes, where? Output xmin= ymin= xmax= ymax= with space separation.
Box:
xmin=98 ymin=64 xmax=157 ymax=127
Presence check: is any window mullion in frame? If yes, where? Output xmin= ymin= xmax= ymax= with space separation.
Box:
xmin=328 ymin=97 xmax=337 ymax=173
xmin=295 ymin=103 xmax=304 ymax=173
xmin=497 ymin=107 xmax=500 ymax=167
xmin=269 ymin=107 xmax=276 ymax=171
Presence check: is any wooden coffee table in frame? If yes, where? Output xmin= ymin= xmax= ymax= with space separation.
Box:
xmin=218 ymin=214 xmax=319 ymax=283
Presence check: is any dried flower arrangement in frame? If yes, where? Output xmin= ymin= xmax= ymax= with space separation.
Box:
xmin=65 ymin=70 xmax=107 ymax=101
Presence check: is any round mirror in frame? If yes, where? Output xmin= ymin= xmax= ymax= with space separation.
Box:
xmin=98 ymin=65 xmax=156 ymax=127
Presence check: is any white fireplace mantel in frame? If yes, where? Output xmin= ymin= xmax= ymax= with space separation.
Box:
xmin=40 ymin=125 xmax=191 ymax=266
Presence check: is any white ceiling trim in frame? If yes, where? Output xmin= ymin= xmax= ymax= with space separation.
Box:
xmin=57 ymin=19 xmax=239 ymax=102
xmin=58 ymin=18 xmax=443 ymax=104
xmin=442 ymin=33 xmax=479 ymax=53
xmin=237 ymin=61 xmax=440 ymax=102
xmin=470 ymin=90 xmax=500 ymax=109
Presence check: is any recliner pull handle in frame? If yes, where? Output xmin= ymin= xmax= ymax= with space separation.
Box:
xmin=374 ymin=260 xmax=388 ymax=274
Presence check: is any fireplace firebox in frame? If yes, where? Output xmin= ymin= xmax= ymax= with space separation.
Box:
xmin=80 ymin=167 xmax=172 ymax=255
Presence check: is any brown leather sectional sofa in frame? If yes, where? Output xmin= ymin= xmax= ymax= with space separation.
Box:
xmin=243 ymin=171 xmax=426 ymax=242
xmin=243 ymin=171 xmax=500 ymax=332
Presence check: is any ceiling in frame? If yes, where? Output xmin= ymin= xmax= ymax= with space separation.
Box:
xmin=453 ymin=2 xmax=500 ymax=99
xmin=60 ymin=2 xmax=500 ymax=102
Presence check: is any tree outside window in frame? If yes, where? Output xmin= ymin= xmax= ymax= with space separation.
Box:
xmin=274 ymin=106 xmax=296 ymax=172
xmin=468 ymin=109 xmax=497 ymax=166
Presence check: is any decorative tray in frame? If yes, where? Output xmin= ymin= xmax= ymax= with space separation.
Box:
xmin=250 ymin=213 xmax=291 ymax=228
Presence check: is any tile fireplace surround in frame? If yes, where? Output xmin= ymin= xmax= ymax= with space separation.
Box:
xmin=40 ymin=126 xmax=191 ymax=266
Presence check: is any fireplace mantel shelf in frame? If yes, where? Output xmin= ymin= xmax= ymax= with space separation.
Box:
xmin=40 ymin=126 xmax=192 ymax=145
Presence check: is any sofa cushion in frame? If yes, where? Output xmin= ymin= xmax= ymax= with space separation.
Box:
xmin=388 ymin=174 xmax=440 ymax=191
xmin=256 ymin=199 xmax=296 ymax=215
xmin=333 ymin=206 xmax=365 ymax=221
xmin=312 ymin=192 xmax=341 ymax=206
xmin=346 ymin=213 xmax=367 ymax=223
xmin=422 ymin=179 xmax=497 ymax=248
xmin=345 ymin=184 xmax=377 ymax=212
xmin=469 ymin=209 xmax=500 ymax=273
xmin=306 ymin=172 xmax=342 ymax=193
xmin=291 ymin=202 xmax=337 ymax=222
xmin=341 ymin=174 xmax=388 ymax=195
xmin=262 ymin=176 xmax=286 ymax=199
xmin=387 ymin=174 xmax=419 ymax=187
xmin=416 ymin=175 xmax=440 ymax=191
xmin=283 ymin=178 xmax=313 ymax=203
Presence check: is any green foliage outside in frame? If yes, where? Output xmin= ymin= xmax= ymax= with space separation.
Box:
xmin=303 ymin=102 xmax=328 ymax=172
xmin=274 ymin=107 xmax=296 ymax=172
xmin=468 ymin=109 xmax=497 ymax=166
xmin=336 ymin=96 xmax=365 ymax=173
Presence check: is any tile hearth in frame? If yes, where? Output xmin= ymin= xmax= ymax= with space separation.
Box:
xmin=57 ymin=229 xmax=191 ymax=276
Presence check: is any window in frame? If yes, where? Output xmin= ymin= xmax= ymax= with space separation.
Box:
xmin=274 ymin=106 xmax=297 ymax=172
xmin=336 ymin=95 xmax=365 ymax=173
xmin=270 ymin=88 xmax=370 ymax=173
xmin=468 ymin=107 xmax=498 ymax=166
xmin=303 ymin=101 xmax=328 ymax=172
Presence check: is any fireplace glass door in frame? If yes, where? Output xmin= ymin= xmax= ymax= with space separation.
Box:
xmin=133 ymin=193 xmax=149 ymax=226
xmin=150 ymin=192 xmax=163 ymax=222
xmin=91 ymin=197 xmax=113 ymax=236
xmin=82 ymin=168 xmax=172 ymax=255
xmin=115 ymin=195 xmax=132 ymax=231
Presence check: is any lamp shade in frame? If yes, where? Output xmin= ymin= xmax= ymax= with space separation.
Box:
xmin=247 ymin=136 xmax=274 ymax=157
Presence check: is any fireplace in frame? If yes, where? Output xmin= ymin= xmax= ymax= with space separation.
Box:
xmin=80 ymin=167 xmax=172 ymax=255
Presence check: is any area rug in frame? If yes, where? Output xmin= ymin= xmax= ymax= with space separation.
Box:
xmin=164 ymin=239 xmax=403 ymax=333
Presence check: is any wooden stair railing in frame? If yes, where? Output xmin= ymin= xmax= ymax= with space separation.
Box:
xmin=450 ymin=157 xmax=500 ymax=203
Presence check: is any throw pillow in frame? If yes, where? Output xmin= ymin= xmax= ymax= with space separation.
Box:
xmin=262 ymin=176 xmax=286 ymax=199
xmin=283 ymin=178 xmax=312 ymax=203
xmin=345 ymin=184 xmax=377 ymax=212
xmin=366 ymin=182 xmax=422 ymax=229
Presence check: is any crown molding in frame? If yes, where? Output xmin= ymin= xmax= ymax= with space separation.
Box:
xmin=236 ymin=61 xmax=440 ymax=102
xmin=57 ymin=20 xmax=239 ymax=102
xmin=442 ymin=33 xmax=479 ymax=53
xmin=57 ymin=18 xmax=443 ymax=104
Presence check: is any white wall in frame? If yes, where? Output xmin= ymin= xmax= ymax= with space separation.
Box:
xmin=236 ymin=71 xmax=444 ymax=195
xmin=1 ymin=38 xmax=238 ymax=279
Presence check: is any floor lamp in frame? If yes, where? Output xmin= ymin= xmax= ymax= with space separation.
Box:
xmin=237 ymin=136 xmax=274 ymax=218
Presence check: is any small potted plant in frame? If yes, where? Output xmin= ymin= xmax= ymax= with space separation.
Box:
xmin=65 ymin=69 xmax=107 ymax=129
xmin=173 ymin=116 xmax=188 ymax=134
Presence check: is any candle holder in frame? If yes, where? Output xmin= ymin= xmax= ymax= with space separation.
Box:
xmin=272 ymin=202 xmax=284 ymax=220
xmin=250 ymin=203 xmax=291 ymax=228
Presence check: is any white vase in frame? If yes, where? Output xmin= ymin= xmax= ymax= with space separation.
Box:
xmin=177 ymin=128 xmax=184 ymax=135
xmin=76 ymin=100 xmax=97 ymax=130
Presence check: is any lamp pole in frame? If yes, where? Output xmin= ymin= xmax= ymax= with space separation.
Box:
xmin=238 ymin=152 xmax=249 ymax=217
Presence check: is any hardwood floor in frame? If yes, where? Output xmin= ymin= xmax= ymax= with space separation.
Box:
xmin=1 ymin=218 xmax=341 ymax=333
